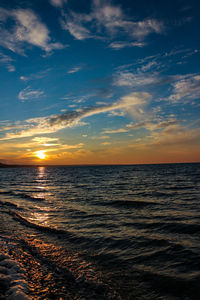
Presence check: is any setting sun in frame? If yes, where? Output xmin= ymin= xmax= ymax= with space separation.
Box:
xmin=35 ymin=150 xmax=46 ymax=160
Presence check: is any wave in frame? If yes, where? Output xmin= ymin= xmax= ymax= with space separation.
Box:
xmin=14 ymin=192 xmax=45 ymax=202
xmin=0 ymin=190 xmax=13 ymax=195
xmin=130 ymin=190 xmax=178 ymax=197
xmin=0 ymin=189 xmax=45 ymax=202
xmin=100 ymin=199 xmax=158 ymax=209
xmin=5 ymin=210 xmax=143 ymax=255
xmin=9 ymin=211 xmax=69 ymax=235
xmin=0 ymin=199 xmax=19 ymax=209
xmin=163 ymin=186 xmax=196 ymax=191
xmin=161 ymin=221 xmax=200 ymax=235
xmin=135 ymin=220 xmax=200 ymax=235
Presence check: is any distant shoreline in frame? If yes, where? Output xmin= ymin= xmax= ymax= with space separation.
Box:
xmin=0 ymin=162 xmax=199 ymax=168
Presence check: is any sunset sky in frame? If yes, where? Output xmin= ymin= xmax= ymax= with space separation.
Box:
xmin=0 ymin=0 xmax=199 ymax=165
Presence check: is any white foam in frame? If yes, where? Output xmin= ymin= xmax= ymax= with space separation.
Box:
xmin=0 ymin=236 xmax=30 ymax=299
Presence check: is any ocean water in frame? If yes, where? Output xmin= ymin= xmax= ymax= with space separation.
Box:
xmin=0 ymin=163 xmax=200 ymax=299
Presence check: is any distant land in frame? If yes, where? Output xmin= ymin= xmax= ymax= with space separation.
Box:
xmin=0 ymin=162 xmax=199 ymax=168
xmin=0 ymin=162 xmax=48 ymax=168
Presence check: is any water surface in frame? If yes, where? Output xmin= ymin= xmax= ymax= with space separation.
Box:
xmin=0 ymin=163 xmax=200 ymax=299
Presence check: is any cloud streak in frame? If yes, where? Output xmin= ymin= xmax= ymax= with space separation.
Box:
xmin=104 ymin=119 xmax=179 ymax=134
xmin=67 ymin=66 xmax=82 ymax=74
xmin=0 ymin=51 xmax=15 ymax=72
xmin=0 ymin=92 xmax=150 ymax=140
xmin=18 ymin=87 xmax=44 ymax=101
xmin=108 ymin=41 xmax=146 ymax=50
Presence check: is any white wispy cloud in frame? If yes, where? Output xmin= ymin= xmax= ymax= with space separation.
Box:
xmin=108 ymin=41 xmax=146 ymax=50
xmin=92 ymin=0 xmax=164 ymax=39
xmin=169 ymin=74 xmax=200 ymax=102
xmin=0 ymin=8 xmax=64 ymax=54
xmin=61 ymin=17 xmax=92 ymax=40
xmin=20 ymin=68 xmax=52 ymax=81
xmin=141 ymin=61 xmax=158 ymax=72
xmin=61 ymin=0 xmax=164 ymax=44
xmin=0 ymin=92 xmax=150 ymax=140
xmin=0 ymin=51 xmax=15 ymax=72
xmin=114 ymin=54 xmax=162 ymax=87
xmin=114 ymin=49 xmax=200 ymax=96
xmin=67 ymin=66 xmax=82 ymax=74
xmin=18 ymin=87 xmax=44 ymax=101
xmin=114 ymin=71 xmax=159 ymax=87
xmin=50 ymin=0 xmax=67 ymax=8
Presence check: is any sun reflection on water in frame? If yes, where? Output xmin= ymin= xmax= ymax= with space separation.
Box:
xmin=29 ymin=211 xmax=50 ymax=225
xmin=37 ymin=166 xmax=46 ymax=179
xmin=35 ymin=166 xmax=51 ymax=195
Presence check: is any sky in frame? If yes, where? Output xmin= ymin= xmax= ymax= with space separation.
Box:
xmin=0 ymin=0 xmax=200 ymax=165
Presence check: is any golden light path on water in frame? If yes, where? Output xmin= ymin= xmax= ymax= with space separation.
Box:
xmin=29 ymin=166 xmax=51 ymax=226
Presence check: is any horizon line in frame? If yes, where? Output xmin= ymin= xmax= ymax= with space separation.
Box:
xmin=0 ymin=161 xmax=199 ymax=168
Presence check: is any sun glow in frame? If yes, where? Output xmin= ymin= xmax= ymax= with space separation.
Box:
xmin=35 ymin=150 xmax=46 ymax=160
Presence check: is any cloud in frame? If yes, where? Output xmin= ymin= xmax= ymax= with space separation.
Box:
xmin=32 ymin=136 xmax=59 ymax=146
xmin=0 ymin=51 xmax=15 ymax=72
xmin=61 ymin=17 xmax=92 ymax=40
xmin=169 ymin=74 xmax=200 ymax=102
xmin=39 ymin=142 xmax=84 ymax=151
xmin=18 ymin=87 xmax=44 ymax=101
xmin=47 ymin=92 xmax=149 ymax=126
xmin=104 ymin=119 xmax=178 ymax=134
xmin=67 ymin=66 xmax=82 ymax=74
xmin=114 ymin=71 xmax=159 ymax=87
xmin=20 ymin=76 xmax=28 ymax=81
xmin=148 ymin=125 xmax=200 ymax=149
xmin=0 ymin=8 xmax=64 ymax=54
xmin=0 ymin=138 xmax=84 ymax=164
xmin=50 ymin=0 xmax=67 ymax=8
xmin=104 ymin=128 xmax=129 ymax=134
xmin=20 ymin=68 xmax=52 ymax=81
xmin=60 ymin=143 xmax=84 ymax=150
xmin=61 ymin=0 xmax=164 ymax=43
xmin=141 ymin=61 xmax=158 ymax=72
xmin=114 ymin=51 xmax=200 ymax=97
xmin=124 ymin=124 xmax=200 ymax=163
xmin=0 ymin=92 xmax=150 ymax=140
xmin=126 ymin=119 xmax=179 ymax=131
xmin=101 ymin=142 xmax=111 ymax=145
xmin=92 ymin=0 xmax=164 ymax=39
xmin=113 ymin=56 xmax=162 ymax=87
xmin=108 ymin=41 xmax=146 ymax=50
xmin=32 ymin=136 xmax=58 ymax=143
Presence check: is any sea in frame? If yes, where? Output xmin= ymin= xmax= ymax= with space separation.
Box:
xmin=0 ymin=163 xmax=200 ymax=299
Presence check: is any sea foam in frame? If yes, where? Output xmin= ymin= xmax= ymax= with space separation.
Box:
xmin=0 ymin=236 xmax=30 ymax=300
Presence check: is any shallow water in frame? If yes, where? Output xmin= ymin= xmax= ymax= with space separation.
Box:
xmin=0 ymin=163 xmax=200 ymax=299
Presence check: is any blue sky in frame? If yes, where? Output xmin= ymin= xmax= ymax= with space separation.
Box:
xmin=0 ymin=0 xmax=200 ymax=164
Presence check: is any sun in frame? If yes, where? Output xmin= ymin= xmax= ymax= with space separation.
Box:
xmin=35 ymin=150 xmax=46 ymax=160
